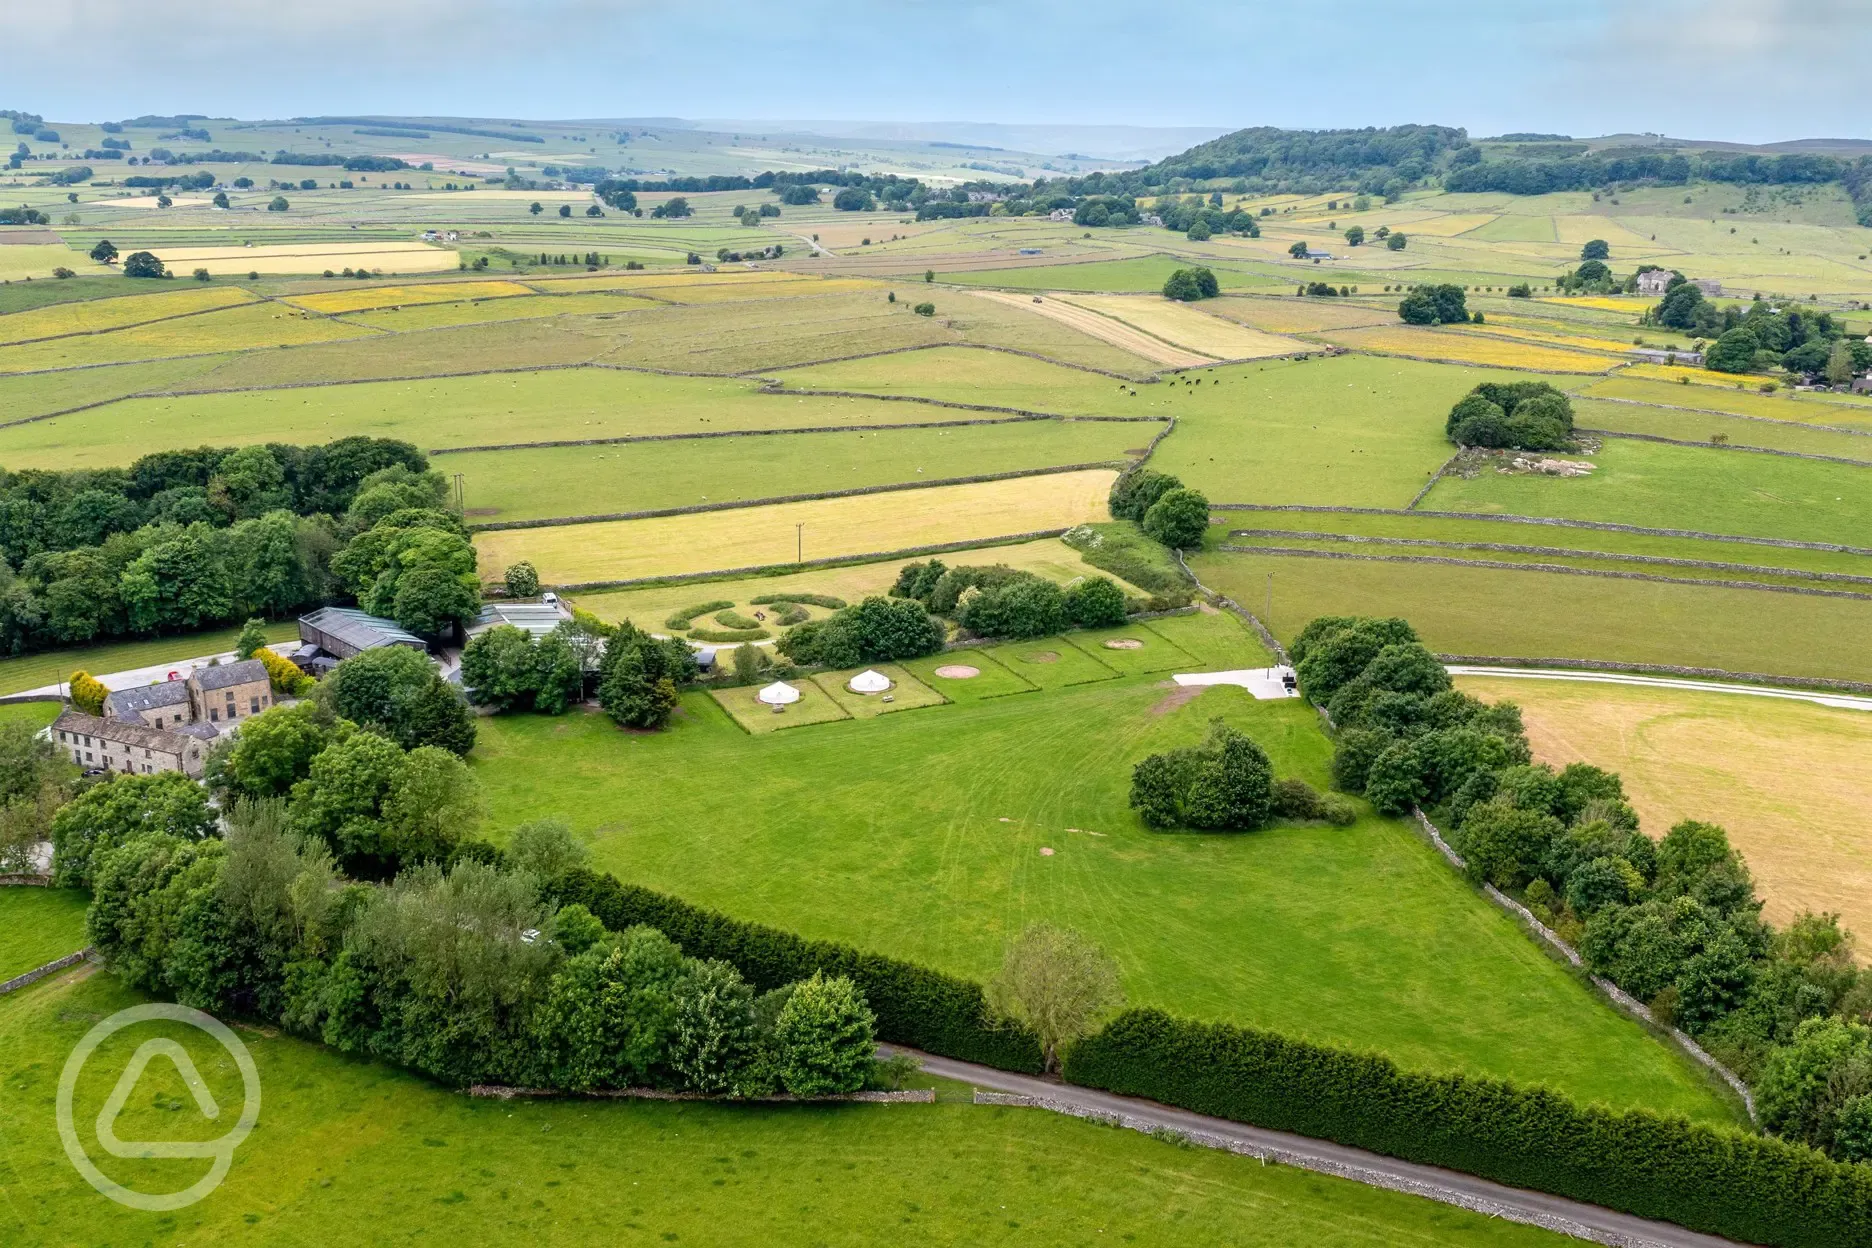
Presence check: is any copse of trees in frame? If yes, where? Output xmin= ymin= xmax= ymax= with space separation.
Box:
xmin=1298 ymin=613 xmax=1872 ymax=1162
xmin=1161 ymin=266 xmax=1220 ymax=301
xmin=1108 ymin=469 xmax=1182 ymax=524
xmin=80 ymin=800 xmax=882 ymax=1097
xmin=778 ymin=595 xmax=944 ymax=667
xmin=596 ymin=619 xmax=697 ymax=730
xmin=887 ymin=559 xmax=1130 ymax=640
xmin=1443 ymin=381 xmax=1577 ymax=451
xmin=1398 ymin=283 xmax=1468 ymax=324
xmin=1651 ymin=296 xmax=1867 ymax=378
xmin=461 ymin=624 xmax=584 ymax=714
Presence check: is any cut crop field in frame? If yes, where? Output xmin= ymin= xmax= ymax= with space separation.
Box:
xmin=946 ymin=255 xmax=1266 ymax=294
xmin=1193 ymin=548 xmax=1872 ymax=685
xmin=1318 ymin=326 xmax=1619 ymax=373
xmin=471 ymin=611 xmax=1734 ymax=1121
xmin=1423 ymin=437 xmax=1872 ymax=547
xmin=0 ymin=300 xmax=377 ymax=374
xmin=284 ymin=279 xmax=535 ymax=313
xmin=142 ymin=240 xmax=460 ymax=274
xmin=1456 ymin=675 xmax=1872 ymax=947
xmin=0 ymin=284 xmax=255 ymax=344
xmin=0 ymin=888 xmax=90 ymax=980
xmin=341 ymin=290 xmax=664 ymax=331
xmin=571 ymin=538 xmax=1144 ymax=633
xmin=0 ymin=972 xmax=1572 ymax=1248
xmin=967 ymin=289 xmax=1215 ymax=366
xmin=1207 ymin=295 xmax=1397 ymax=334
xmin=1055 ymin=295 xmax=1307 ymax=359
xmin=474 ymin=469 xmax=1119 ymax=586
xmin=772 ymin=345 xmax=1136 ymax=415
xmin=450 ymin=420 xmax=1142 ymax=522
xmin=0 ymin=368 xmax=1030 ymax=470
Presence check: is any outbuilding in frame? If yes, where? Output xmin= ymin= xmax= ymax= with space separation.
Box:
xmin=297 ymin=606 xmax=427 ymax=660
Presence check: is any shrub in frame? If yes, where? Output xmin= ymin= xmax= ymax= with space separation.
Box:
xmin=780 ymin=597 xmax=942 ymax=666
xmin=503 ymin=560 xmax=540 ymax=598
xmin=1270 ymin=777 xmax=1356 ymax=825
xmin=750 ymin=593 xmax=844 ymax=610
xmin=254 ymin=647 xmax=310 ymax=695
xmin=1065 ymin=1009 xmax=1872 ymax=1248
xmin=913 ymin=302 xmax=935 ymax=316
xmin=68 ymin=669 xmax=109 ymax=715
xmin=1141 ymin=487 xmax=1210 ymax=549
xmin=690 ymin=627 xmax=768 ymax=643
xmin=773 ymin=972 xmax=878 ymax=1095
xmin=1063 ymin=576 xmax=1128 ymax=627
xmin=665 ymin=600 xmax=734 ymax=630
xmin=1130 ymin=720 xmax=1275 ymax=832
xmin=715 ymin=609 xmax=763 ymax=630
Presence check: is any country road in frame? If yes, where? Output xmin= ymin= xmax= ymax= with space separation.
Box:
xmin=888 ymin=1046 xmax=1750 ymax=1248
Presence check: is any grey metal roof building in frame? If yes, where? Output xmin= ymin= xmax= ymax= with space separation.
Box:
xmin=298 ymin=607 xmax=427 ymax=659
xmin=468 ymin=601 xmax=571 ymax=641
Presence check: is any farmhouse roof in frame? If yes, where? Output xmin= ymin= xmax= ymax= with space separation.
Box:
xmin=104 ymin=681 xmax=190 ymax=719
xmin=756 ymin=680 xmax=801 ymax=705
xmin=53 ymin=709 xmax=191 ymax=754
xmin=192 ymin=658 xmax=267 ymax=691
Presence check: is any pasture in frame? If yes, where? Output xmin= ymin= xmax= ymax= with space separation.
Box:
xmin=1456 ymin=675 xmax=1872 ymax=946
xmin=473 ymin=469 xmax=1120 ymax=586
xmin=0 ymin=971 xmax=1572 ymax=1248
xmin=1192 ymin=548 xmax=1872 ymax=685
xmin=450 ymin=420 xmax=1141 ymax=523
xmin=471 ymin=610 xmax=1735 ymax=1121
xmin=0 ymin=889 xmax=90 ymax=979
xmin=0 ymin=620 xmax=299 ymax=696
xmin=0 ymin=300 xmax=376 ymax=374
xmin=283 ymin=279 xmax=535 ymax=313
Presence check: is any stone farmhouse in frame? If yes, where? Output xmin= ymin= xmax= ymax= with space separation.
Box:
xmin=102 ymin=658 xmax=273 ymax=730
xmin=51 ymin=709 xmax=213 ymax=777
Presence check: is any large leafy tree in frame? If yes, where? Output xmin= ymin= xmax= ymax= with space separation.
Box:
xmin=52 ymin=772 xmax=217 ymax=888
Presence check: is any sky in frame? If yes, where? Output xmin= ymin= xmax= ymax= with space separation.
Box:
xmin=6 ymin=0 xmax=1866 ymax=150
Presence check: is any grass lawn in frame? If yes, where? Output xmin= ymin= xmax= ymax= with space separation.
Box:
xmin=0 ymin=620 xmax=300 ymax=697
xmin=900 ymin=650 xmax=1038 ymax=701
xmin=450 ymin=419 xmax=1142 ymax=523
xmin=810 ymin=664 xmax=947 ymax=719
xmin=471 ymin=615 xmax=1735 ymax=1122
xmin=1063 ymin=622 xmax=1199 ymax=675
xmin=1457 ymin=675 xmax=1872 ymax=948
xmin=978 ymin=637 xmax=1121 ymax=689
xmin=1192 ymin=548 xmax=1872 ymax=685
xmin=710 ymin=679 xmax=852 ymax=733
xmin=0 ymin=971 xmax=1574 ymax=1248
xmin=0 ymin=889 xmax=90 ymax=979
xmin=474 ymin=469 xmax=1118 ymax=587
xmin=1424 ymin=437 xmax=1872 ymax=547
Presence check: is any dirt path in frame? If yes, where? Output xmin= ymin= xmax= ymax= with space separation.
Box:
xmin=965 ymin=289 xmax=1216 ymax=368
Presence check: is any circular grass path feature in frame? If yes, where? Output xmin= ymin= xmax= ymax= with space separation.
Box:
xmin=1022 ymin=651 xmax=1061 ymax=663
xmin=933 ymin=664 xmax=980 ymax=679
xmin=1103 ymin=638 xmax=1145 ymax=650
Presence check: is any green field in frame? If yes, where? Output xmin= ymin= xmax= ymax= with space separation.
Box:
xmin=0 ymin=971 xmax=1571 ymax=1247
xmin=1193 ymin=548 xmax=1872 ymax=684
xmin=0 ymin=621 xmax=299 ymax=696
xmin=1579 ymin=400 xmax=1872 ymax=461
xmin=1424 ymin=436 xmax=1872 ymax=547
xmin=450 ymin=420 xmax=1145 ymax=522
xmin=471 ymin=613 xmax=1736 ymax=1122
xmin=947 ymin=254 xmax=1273 ymax=293
xmin=0 ymin=889 xmax=90 ymax=979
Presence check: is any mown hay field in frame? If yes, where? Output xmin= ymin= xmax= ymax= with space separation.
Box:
xmin=571 ymin=536 xmax=1143 ymax=632
xmin=285 ymin=279 xmax=535 ymax=314
xmin=946 ymin=255 xmax=1264 ymax=294
xmin=1318 ymin=325 xmax=1620 ymax=373
xmin=450 ymin=419 xmax=1142 ymax=522
xmin=144 ymin=241 xmax=459 ymax=274
xmin=1206 ymin=295 xmax=1397 ymax=334
xmin=0 ymin=369 xmax=989 ymax=470
xmin=0 ymin=244 xmax=107 ymax=282
xmin=967 ymin=289 xmax=1212 ymax=366
xmin=0 ymin=300 xmax=377 ymax=373
xmin=0 ymin=284 xmax=254 ymax=344
xmin=1055 ymin=295 xmax=1307 ymax=359
xmin=1457 ymin=675 xmax=1872 ymax=948
xmin=1423 ymin=436 xmax=1872 ymax=547
xmin=772 ymin=345 xmax=1138 ymax=415
xmin=0 ymin=973 xmax=1577 ymax=1248
xmin=475 ymin=468 xmax=1119 ymax=585
xmin=628 ymin=277 xmax=885 ymax=303
xmin=1192 ymin=548 xmax=1872 ymax=685
xmin=344 ymin=291 xmax=663 ymax=332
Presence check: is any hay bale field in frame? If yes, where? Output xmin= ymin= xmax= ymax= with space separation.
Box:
xmin=1457 ymin=675 xmax=1872 ymax=948
xmin=475 ymin=468 xmax=1119 ymax=585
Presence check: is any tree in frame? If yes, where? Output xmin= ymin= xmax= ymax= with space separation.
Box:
xmin=1130 ymin=719 xmax=1275 ymax=831
xmin=267 ymin=196 xmax=289 ymax=212
xmin=1581 ymin=239 xmax=1610 ymax=261
xmin=668 ymin=959 xmax=765 ymax=1095
xmin=1443 ymin=381 xmax=1575 ymax=451
xmin=1109 ymin=469 xmax=1182 ymax=522
xmin=1706 ymin=327 xmax=1761 ymax=374
xmin=317 ymin=644 xmax=476 ymax=755
xmin=236 ymin=617 xmax=269 ymax=660
xmin=1288 ymin=241 xmax=1309 ymax=259
xmin=558 ymin=204 xmax=572 ymax=218
xmin=1185 ymin=218 xmax=1211 ymax=241
xmin=1757 ymin=1017 xmax=1872 ymax=1155
xmin=503 ymin=560 xmax=540 ymax=598
xmin=1399 ymin=284 xmax=1467 ymax=325
xmin=987 ymin=923 xmax=1122 ymax=1072
xmin=529 ymin=201 xmax=543 ymax=215
xmin=957 ymin=576 xmax=1065 ymax=639
xmin=506 ymin=817 xmax=588 ymax=880
xmin=211 ymin=700 xmax=347 ymax=800
xmin=773 ymin=972 xmax=877 ymax=1096
xmin=122 ymin=250 xmax=166 ymax=278
xmin=1161 ymin=266 xmax=1218 ymax=301
xmin=1063 ymin=576 xmax=1128 ymax=627
xmin=1345 ymin=225 xmax=1365 ymax=246
xmin=461 ymin=625 xmax=540 ymax=711
xmin=597 ymin=622 xmax=692 ymax=730
xmin=832 ymin=187 xmax=874 ymax=212
xmin=1141 ymin=487 xmax=1209 ymax=549
xmin=52 ymin=771 xmax=216 ymax=888
xmin=89 ymin=238 xmax=118 ymax=263
xmin=212 ymin=191 xmax=229 ymax=209
xmin=1386 ymin=232 xmax=1407 ymax=251
xmin=1824 ymin=339 xmax=1855 ymax=386
xmin=585 ymin=204 xmax=603 ymax=217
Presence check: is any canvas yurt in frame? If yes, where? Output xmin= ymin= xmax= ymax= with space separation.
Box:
xmin=847 ymin=669 xmax=892 ymax=694
xmin=756 ymin=681 xmax=801 ymax=706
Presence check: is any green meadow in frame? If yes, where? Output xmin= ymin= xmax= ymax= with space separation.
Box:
xmin=470 ymin=614 xmax=1736 ymax=1123
xmin=0 ymin=971 xmax=1572 ymax=1248
xmin=0 ymin=889 xmax=90 ymax=979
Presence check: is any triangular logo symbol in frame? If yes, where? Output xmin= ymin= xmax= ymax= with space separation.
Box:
xmin=94 ymin=1039 xmax=225 ymax=1160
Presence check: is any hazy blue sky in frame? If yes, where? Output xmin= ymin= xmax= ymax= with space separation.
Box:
xmin=7 ymin=0 xmax=1863 ymax=146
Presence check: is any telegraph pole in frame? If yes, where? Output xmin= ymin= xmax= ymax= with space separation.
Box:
xmin=796 ymin=523 xmax=803 ymax=564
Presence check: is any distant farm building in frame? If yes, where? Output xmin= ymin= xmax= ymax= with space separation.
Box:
xmin=1635 ymin=270 xmax=1674 ymax=295
xmin=1305 ymin=249 xmax=1333 ymax=260
xmin=1048 ymin=208 xmax=1074 ymax=222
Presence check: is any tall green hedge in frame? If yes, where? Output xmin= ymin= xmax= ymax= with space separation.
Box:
xmin=1065 ymin=1009 xmax=1872 ymax=1248
xmin=551 ymin=869 xmax=1043 ymax=1073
